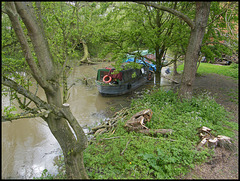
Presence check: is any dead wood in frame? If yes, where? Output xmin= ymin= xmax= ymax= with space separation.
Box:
xmin=196 ymin=137 xmax=208 ymax=150
xmin=162 ymin=75 xmax=179 ymax=84
xmin=196 ymin=126 xmax=233 ymax=151
xmin=137 ymin=129 xmax=173 ymax=135
xmin=89 ymin=107 xmax=130 ymax=135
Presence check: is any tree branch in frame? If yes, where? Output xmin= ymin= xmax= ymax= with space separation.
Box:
xmin=2 ymin=76 xmax=62 ymax=117
xmin=2 ymin=110 xmax=51 ymax=122
xmin=14 ymin=2 xmax=57 ymax=82
xmin=135 ymin=1 xmax=195 ymax=29
xmin=206 ymin=2 xmax=233 ymax=28
xmin=4 ymin=2 xmax=55 ymax=94
xmin=60 ymin=104 xmax=88 ymax=152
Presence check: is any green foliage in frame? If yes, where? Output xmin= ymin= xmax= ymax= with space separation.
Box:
xmin=81 ymin=89 xmax=237 ymax=179
xmin=37 ymin=88 xmax=237 ymax=179
xmin=201 ymin=2 xmax=238 ymax=62
xmin=3 ymin=106 xmax=20 ymax=118
xmin=34 ymin=169 xmax=54 ymax=179
xmin=227 ymin=88 xmax=239 ymax=104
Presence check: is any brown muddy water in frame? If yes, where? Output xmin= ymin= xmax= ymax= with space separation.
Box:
xmin=1 ymin=62 xmax=173 ymax=179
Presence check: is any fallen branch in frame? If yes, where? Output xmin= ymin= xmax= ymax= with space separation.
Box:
xmin=137 ymin=128 xmax=174 ymax=135
xmin=162 ymin=75 xmax=179 ymax=84
xmin=89 ymin=107 xmax=131 ymax=135
xmin=120 ymin=139 xmax=131 ymax=156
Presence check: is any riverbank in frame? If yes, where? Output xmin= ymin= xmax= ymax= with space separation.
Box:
xmin=179 ymin=73 xmax=239 ymax=179
xmin=82 ymin=70 xmax=238 ymax=179
xmin=36 ymin=63 xmax=238 ymax=179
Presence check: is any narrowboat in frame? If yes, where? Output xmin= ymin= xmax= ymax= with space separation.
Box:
xmin=95 ymin=63 xmax=153 ymax=96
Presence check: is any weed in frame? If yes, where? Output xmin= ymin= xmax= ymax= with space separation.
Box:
xmin=83 ymin=89 xmax=237 ymax=179
xmin=37 ymin=88 xmax=237 ymax=179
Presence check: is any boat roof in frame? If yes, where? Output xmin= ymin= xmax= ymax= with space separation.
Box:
xmin=125 ymin=58 xmax=156 ymax=71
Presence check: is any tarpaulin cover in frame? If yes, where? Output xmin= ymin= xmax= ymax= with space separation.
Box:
xmin=125 ymin=58 xmax=156 ymax=71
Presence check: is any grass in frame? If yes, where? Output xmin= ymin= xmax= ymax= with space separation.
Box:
xmin=177 ymin=62 xmax=238 ymax=80
xmin=82 ymin=89 xmax=238 ymax=179
xmin=36 ymin=62 xmax=238 ymax=179
xmin=36 ymin=88 xmax=237 ymax=179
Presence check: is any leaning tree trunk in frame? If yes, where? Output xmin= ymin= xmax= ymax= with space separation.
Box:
xmin=178 ymin=2 xmax=210 ymax=100
xmin=5 ymin=2 xmax=89 ymax=179
xmin=45 ymin=86 xmax=89 ymax=179
xmin=79 ymin=39 xmax=90 ymax=64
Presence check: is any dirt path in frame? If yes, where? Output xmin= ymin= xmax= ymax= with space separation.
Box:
xmin=177 ymin=73 xmax=239 ymax=179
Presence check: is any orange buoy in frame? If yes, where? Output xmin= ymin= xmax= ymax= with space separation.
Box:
xmin=103 ymin=75 xmax=112 ymax=83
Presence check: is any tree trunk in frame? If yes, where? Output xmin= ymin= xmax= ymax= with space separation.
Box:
xmin=44 ymin=84 xmax=89 ymax=179
xmin=155 ymin=46 xmax=165 ymax=85
xmin=178 ymin=2 xmax=210 ymax=100
xmin=4 ymin=2 xmax=89 ymax=179
xmin=79 ymin=39 xmax=90 ymax=64
xmin=173 ymin=53 xmax=179 ymax=76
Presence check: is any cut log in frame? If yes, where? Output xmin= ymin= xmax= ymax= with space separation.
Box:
xmin=124 ymin=109 xmax=153 ymax=130
xmin=196 ymin=138 xmax=208 ymax=150
xmin=199 ymin=126 xmax=211 ymax=133
xmin=199 ymin=132 xmax=211 ymax=140
xmin=217 ymin=135 xmax=231 ymax=148
xmin=137 ymin=129 xmax=173 ymax=135
xmin=208 ymin=137 xmax=218 ymax=149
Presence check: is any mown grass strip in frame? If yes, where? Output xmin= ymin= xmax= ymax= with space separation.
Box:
xmin=177 ymin=63 xmax=238 ymax=80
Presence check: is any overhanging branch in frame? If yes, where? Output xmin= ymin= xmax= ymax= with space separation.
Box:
xmin=2 ymin=110 xmax=51 ymax=122
xmin=135 ymin=1 xmax=195 ymax=29
xmin=4 ymin=2 xmax=55 ymax=94
xmin=2 ymin=76 xmax=63 ymax=117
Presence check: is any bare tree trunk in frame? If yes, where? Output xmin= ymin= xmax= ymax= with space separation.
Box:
xmin=79 ymin=39 xmax=90 ymax=64
xmin=155 ymin=46 xmax=165 ymax=85
xmin=4 ymin=2 xmax=89 ymax=179
xmin=178 ymin=2 xmax=210 ymax=100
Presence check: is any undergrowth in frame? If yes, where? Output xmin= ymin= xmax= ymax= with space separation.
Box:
xmin=83 ymin=89 xmax=238 ymax=179
xmin=36 ymin=88 xmax=238 ymax=179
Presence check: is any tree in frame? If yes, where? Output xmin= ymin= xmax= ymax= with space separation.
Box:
xmin=137 ymin=2 xmax=238 ymax=99
xmin=200 ymin=2 xmax=238 ymax=64
xmin=136 ymin=2 xmax=211 ymax=99
xmin=2 ymin=2 xmax=88 ymax=179
xmin=93 ymin=2 xmax=192 ymax=84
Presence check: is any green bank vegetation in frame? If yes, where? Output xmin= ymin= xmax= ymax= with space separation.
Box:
xmin=82 ymin=89 xmax=237 ymax=179
xmin=37 ymin=87 xmax=238 ymax=179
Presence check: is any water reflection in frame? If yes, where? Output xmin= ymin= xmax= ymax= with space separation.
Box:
xmin=1 ymin=62 xmax=173 ymax=179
